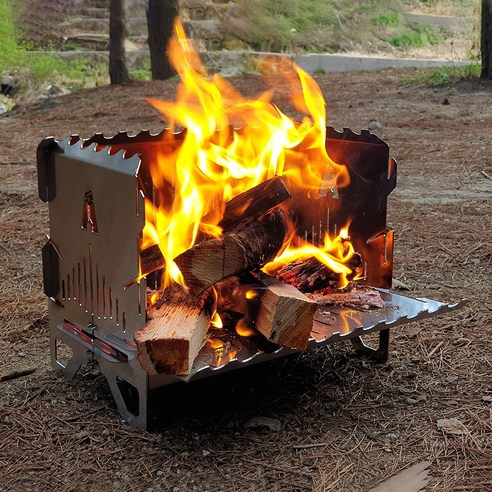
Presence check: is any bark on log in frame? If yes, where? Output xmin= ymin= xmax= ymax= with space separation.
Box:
xmin=134 ymin=288 xmax=213 ymax=375
xmin=253 ymin=272 xmax=317 ymax=350
xmin=140 ymin=177 xmax=291 ymax=277
xmin=175 ymin=208 xmax=287 ymax=294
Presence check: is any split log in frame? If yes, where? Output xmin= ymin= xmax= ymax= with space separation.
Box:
xmin=134 ymin=288 xmax=213 ymax=375
xmin=253 ymin=272 xmax=317 ymax=350
xmin=175 ymin=208 xmax=286 ymax=295
xmin=140 ymin=177 xmax=291 ymax=277
xmin=274 ymin=254 xmax=361 ymax=293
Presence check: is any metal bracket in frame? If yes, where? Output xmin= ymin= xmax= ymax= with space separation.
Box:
xmin=350 ymin=328 xmax=390 ymax=363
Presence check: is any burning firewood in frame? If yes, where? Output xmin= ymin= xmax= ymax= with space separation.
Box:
xmin=139 ymin=177 xmax=291 ymax=277
xmin=205 ymin=175 xmax=292 ymax=231
xmin=134 ymin=287 xmax=214 ymax=375
xmin=270 ymin=255 xmax=384 ymax=310
xmin=274 ymin=255 xmax=361 ymax=293
xmin=215 ymin=273 xmax=317 ymax=351
xmin=252 ymin=272 xmax=317 ymax=350
xmin=175 ymin=208 xmax=287 ymax=295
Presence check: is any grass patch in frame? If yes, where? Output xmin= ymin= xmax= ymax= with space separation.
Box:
xmin=372 ymin=12 xmax=400 ymax=27
xmin=388 ymin=26 xmax=442 ymax=48
xmin=401 ymin=63 xmax=481 ymax=87
xmin=0 ymin=0 xmax=110 ymax=91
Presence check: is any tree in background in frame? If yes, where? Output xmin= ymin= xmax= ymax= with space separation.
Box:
xmin=109 ymin=0 xmax=130 ymax=84
xmin=147 ymin=0 xmax=179 ymax=80
xmin=482 ymin=0 xmax=492 ymax=78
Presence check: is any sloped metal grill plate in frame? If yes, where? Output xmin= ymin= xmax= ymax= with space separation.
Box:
xmin=147 ymin=290 xmax=465 ymax=384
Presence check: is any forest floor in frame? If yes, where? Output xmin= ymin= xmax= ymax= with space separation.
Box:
xmin=0 ymin=69 xmax=491 ymax=491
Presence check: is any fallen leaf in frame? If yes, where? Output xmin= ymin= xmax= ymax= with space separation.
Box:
xmin=368 ymin=461 xmax=431 ymax=492
xmin=243 ymin=416 xmax=281 ymax=432
xmin=437 ymin=417 xmax=469 ymax=435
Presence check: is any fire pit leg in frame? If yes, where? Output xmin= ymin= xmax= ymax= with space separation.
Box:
xmin=350 ymin=329 xmax=390 ymax=363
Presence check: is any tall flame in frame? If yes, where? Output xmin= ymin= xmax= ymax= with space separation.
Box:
xmin=141 ymin=20 xmax=350 ymax=288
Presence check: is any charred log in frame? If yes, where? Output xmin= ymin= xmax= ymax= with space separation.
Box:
xmin=274 ymin=254 xmax=361 ymax=293
xmin=140 ymin=177 xmax=291 ymax=278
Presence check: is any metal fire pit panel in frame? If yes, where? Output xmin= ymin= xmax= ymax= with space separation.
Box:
xmin=38 ymin=136 xmax=147 ymax=339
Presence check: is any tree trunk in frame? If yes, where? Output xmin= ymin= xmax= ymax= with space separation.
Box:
xmin=147 ymin=0 xmax=179 ymax=80
xmin=109 ymin=0 xmax=130 ymax=84
xmin=482 ymin=0 xmax=492 ymax=79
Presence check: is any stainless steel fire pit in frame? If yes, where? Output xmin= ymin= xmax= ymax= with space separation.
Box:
xmin=37 ymin=127 xmax=463 ymax=429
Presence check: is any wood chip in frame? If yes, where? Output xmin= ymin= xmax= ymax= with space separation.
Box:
xmin=437 ymin=417 xmax=469 ymax=435
xmin=368 ymin=461 xmax=431 ymax=492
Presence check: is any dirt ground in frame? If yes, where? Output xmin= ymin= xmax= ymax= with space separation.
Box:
xmin=0 ymin=69 xmax=491 ymax=492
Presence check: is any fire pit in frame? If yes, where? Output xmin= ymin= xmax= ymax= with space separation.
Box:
xmin=36 ymin=22 xmax=463 ymax=429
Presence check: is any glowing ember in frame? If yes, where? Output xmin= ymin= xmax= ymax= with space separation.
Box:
xmin=140 ymin=19 xmax=351 ymax=288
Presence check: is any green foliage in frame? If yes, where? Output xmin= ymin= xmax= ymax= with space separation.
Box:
xmin=62 ymin=43 xmax=79 ymax=52
xmin=401 ymin=63 xmax=481 ymax=87
xmin=0 ymin=0 xmax=109 ymax=90
xmin=372 ymin=12 xmax=400 ymax=26
xmin=227 ymin=0 xmax=336 ymax=52
xmin=388 ymin=26 xmax=442 ymax=48
xmin=313 ymin=67 xmax=326 ymax=74
xmin=0 ymin=0 xmax=27 ymax=72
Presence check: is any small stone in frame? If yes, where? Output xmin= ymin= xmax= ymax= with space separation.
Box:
xmin=446 ymin=375 xmax=458 ymax=383
xmin=244 ymin=416 xmax=281 ymax=432
xmin=385 ymin=433 xmax=398 ymax=441
xmin=2 ymin=416 xmax=12 ymax=425
xmin=406 ymin=397 xmax=419 ymax=405
xmin=156 ymin=470 xmax=164 ymax=477
xmin=367 ymin=119 xmax=383 ymax=131
xmin=444 ymin=400 xmax=459 ymax=406
xmin=172 ymin=487 xmax=180 ymax=492
xmin=102 ymin=429 xmax=110 ymax=436
xmin=416 ymin=394 xmax=427 ymax=402
xmin=0 ymin=103 xmax=8 ymax=115
xmin=18 ymin=352 xmax=26 ymax=357
xmin=202 ymin=450 xmax=211 ymax=457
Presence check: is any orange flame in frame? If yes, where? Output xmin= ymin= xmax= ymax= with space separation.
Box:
xmin=235 ymin=317 xmax=257 ymax=337
xmin=141 ymin=19 xmax=350 ymax=288
xmin=206 ymin=338 xmax=237 ymax=366
xmin=262 ymin=224 xmax=356 ymax=289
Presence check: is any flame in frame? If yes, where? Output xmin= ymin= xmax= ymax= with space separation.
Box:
xmin=235 ymin=317 xmax=257 ymax=337
xmin=262 ymin=224 xmax=356 ymax=289
xmin=210 ymin=312 xmax=223 ymax=329
xmin=206 ymin=338 xmax=237 ymax=366
xmin=140 ymin=19 xmax=350 ymax=288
